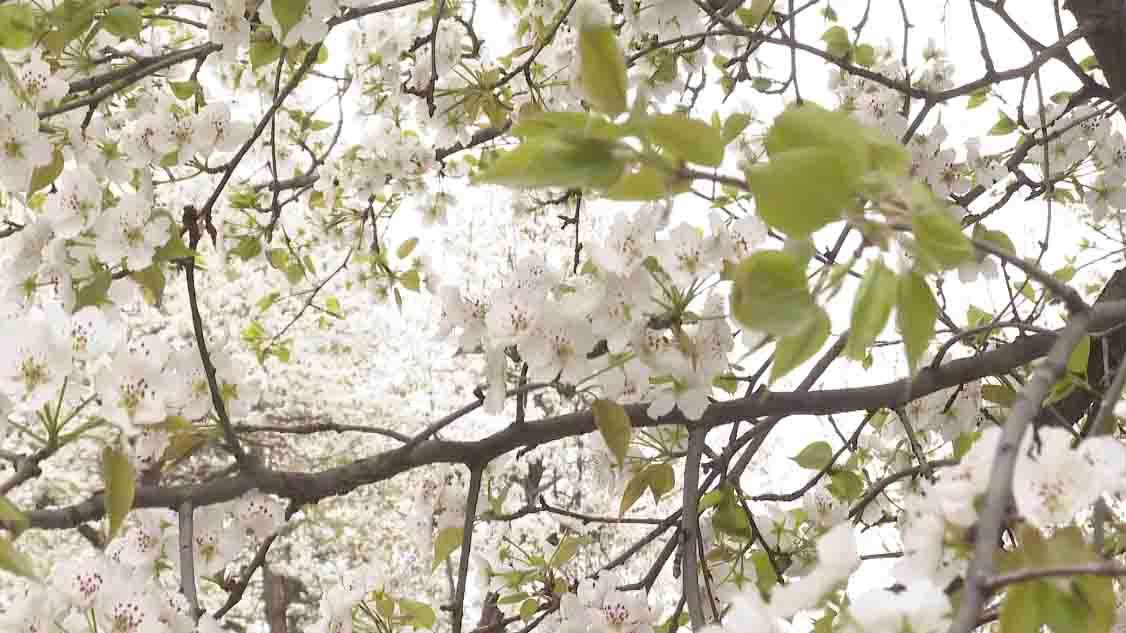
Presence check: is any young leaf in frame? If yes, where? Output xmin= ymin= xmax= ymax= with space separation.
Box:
xmin=619 ymin=469 xmax=650 ymax=516
xmin=646 ymin=463 xmax=675 ymax=503
xmin=896 ymin=271 xmax=938 ymax=372
xmin=912 ymin=210 xmax=974 ymax=271
xmin=432 ymin=526 xmax=464 ymax=570
xmin=747 ymin=147 xmax=855 ymax=236
xmin=28 ymin=148 xmax=64 ymax=194
xmin=474 ymin=137 xmax=625 ymax=190
xmin=102 ymin=6 xmax=143 ymax=40
xmin=272 ymin=0 xmax=308 ymax=39
xmin=549 ymin=534 xmax=583 ymax=568
xmin=771 ymin=307 xmax=830 ymax=382
xmin=845 ymin=260 xmax=896 ymax=360
xmin=648 ymin=113 xmax=725 ymax=167
xmin=578 ymin=26 xmax=629 ymax=115
xmin=791 ymin=441 xmax=833 ymax=470
xmin=102 ymin=446 xmax=136 ymax=542
xmin=730 ymin=250 xmax=817 ymax=337
xmin=397 ymin=237 xmax=419 ymax=259
xmin=0 ymin=4 xmax=36 ymax=49
xmin=592 ymin=399 xmax=632 ymax=466
xmin=0 ymin=536 xmax=37 ymax=580
xmin=0 ymin=496 xmax=28 ymax=534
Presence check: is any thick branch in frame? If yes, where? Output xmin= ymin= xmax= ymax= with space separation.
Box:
xmin=16 ymin=300 xmax=1126 ymax=532
xmin=947 ymin=310 xmax=1092 ymax=633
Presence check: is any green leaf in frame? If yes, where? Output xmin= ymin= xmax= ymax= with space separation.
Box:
xmin=853 ymin=43 xmax=876 ymax=67
xmin=821 ymin=25 xmax=850 ymax=58
xmin=0 ymin=496 xmax=28 ymax=534
xmin=474 ymin=137 xmax=625 ymax=190
xmin=131 ymin=265 xmax=167 ymax=307
xmin=646 ymin=463 xmax=675 ymax=503
xmin=730 ymin=250 xmax=817 ymax=337
xmin=792 ymin=441 xmax=833 ymax=470
xmin=723 ymin=113 xmax=753 ymax=143
xmin=232 ymin=235 xmax=262 ymax=261
xmin=28 ymin=148 xmax=64 ymax=194
xmin=250 ymin=39 xmax=283 ymax=70
xmin=397 ymin=237 xmax=419 ymax=259
xmin=619 ymin=469 xmax=650 ymax=516
xmin=982 ymin=383 xmax=1016 ymax=406
xmin=1079 ymin=55 xmax=1099 ymax=71
xmin=648 ymin=113 xmax=725 ymax=167
xmin=967 ymin=86 xmax=989 ymax=109
xmin=549 ymin=534 xmax=583 ymax=568
xmin=845 ymin=260 xmax=897 ymax=360
xmin=432 ymin=526 xmax=464 ymax=570
xmin=749 ymin=146 xmax=856 ymax=236
xmin=604 ymin=165 xmax=679 ymax=201
xmin=400 ymin=269 xmax=421 ymax=292
xmin=0 ymin=4 xmax=37 ymax=49
xmin=0 ymin=536 xmax=37 ymax=580
xmin=155 ymin=232 xmax=196 ymax=262
xmin=1000 ymin=583 xmax=1042 ymax=633
xmin=509 ymin=111 xmax=627 ymax=141
xmin=711 ymin=484 xmax=750 ymax=537
xmin=913 ymin=210 xmax=974 ymax=271
xmin=953 ymin=430 xmax=979 ymax=460
xmin=973 ymin=224 xmax=1016 ymax=256
xmin=75 ymin=266 xmax=113 ymax=309
xmin=272 ymin=0 xmax=308 ymax=39
xmin=771 ymin=307 xmax=830 ymax=382
xmin=989 ymin=111 xmax=1017 ymax=136
xmin=578 ymin=25 xmax=629 ymax=115
xmin=519 ymin=598 xmax=539 ymax=622
xmin=102 ymin=445 xmax=136 ymax=542
xmin=1067 ymin=335 xmax=1091 ymax=376
xmin=828 ymin=470 xmax=864 ymax=500
xmin=896 ymin=271 xmax=938 ymax=372
xmin=169 ymin=80 xmax=200 ymax=101
xmin=102 ymin=5 xmax=143 ymax=39
xmin=592 ymin=399 xmax=632 ymax=466
xmin=399 ymin=600 xmax=437 ymax=630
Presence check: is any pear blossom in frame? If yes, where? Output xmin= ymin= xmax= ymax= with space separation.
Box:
xmin=190 ymin=505 xmax=248 ymax=576
xmin=0 ymin=87 xmax=53 ymax=192
xmin=1013 ymin=426 xmax=1126 ymax=527
xmin=0 ymin=310 xmax=73 ymax=408
xmin=521 ymin=313 xmax=596 ymax=383
xmin=18 ymin=49 xmax=67 ymax=108
xmin=844 ymin=580 xmax=951 ymax=633
xmin=207 ymin=0 xmax=250 ymax=58
xmin=96 ymin=344 xmax=169 ymax=434
xmin=94 ymin=191 xmax=172 ymax=271
xmin=46 ymin=166 xmax=102 ymax=238
xmin=234 ymin=489 xmax=288 ymax=538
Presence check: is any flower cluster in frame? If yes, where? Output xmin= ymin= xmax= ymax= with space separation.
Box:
xmin=436 ymin=207 xmax=767 ymax=421
xmin=0 ymin=490 xmax=285 ymax=633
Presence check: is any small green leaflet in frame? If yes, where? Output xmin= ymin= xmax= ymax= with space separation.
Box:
xmin=791 ymin=441 xmax=833 ymax=470
xmin=578 ymin=25 xmax=629 ymax=115
xmin=592 ymin=399 xmax=632 ymax=466
xmin=0 ymin=535 xmax=37 ymax=580
xmin=272 ymin=0 xmax=308 ymax=39
xmin=647 ymin=113 xmax=725 ymax=167
xmin=432 ymin=526 xmax=464 ymax=570
xmin=844 ymin=260 xmax=896 ymax=360
xmin=771 ymin=307 xmax=829 ymax=382
xmin=102 ymin=446 xmax=136 ymax=542
xmin=730 ymin=250 xmax=818 ymax=337
xmin=896 ymin=271 xmax=938 ymax=372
